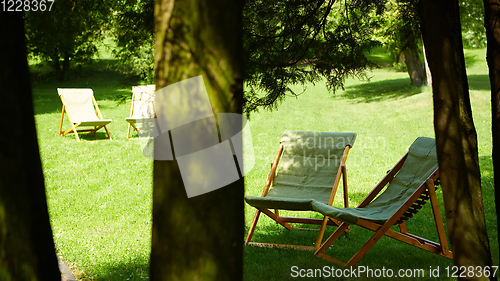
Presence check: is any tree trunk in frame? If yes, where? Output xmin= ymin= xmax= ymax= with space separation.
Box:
xmin=62 ymin=53 xmax=70 ymax=81
xmin=403 ymin=47 xmax=426 ymax=87
xmin=0 ymin=11 xmax=60 ymax=280
xmin=151 ymin=0 xmax=244 ymax=280
xmin=483 ymin=0 xmax=500 ymax=264
xmin=419 ymin=0 xmax=494 ymax=278
xmin=53 ymin=55 xmax=62 ymax=82
xmin=422 ymin=42 xmax=432 ymax=86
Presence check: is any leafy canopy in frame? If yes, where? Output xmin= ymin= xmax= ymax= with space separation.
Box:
xmin=24 ymin=0 xmax=112 ymax=80
xmin=242 ymin=0 xmax=386 ymax=114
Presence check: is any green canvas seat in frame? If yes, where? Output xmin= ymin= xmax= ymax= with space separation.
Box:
xmin=245 ymin=130 xmax=356 ymax=251
xmin=313 ymin=137 xmax=453 ymax=266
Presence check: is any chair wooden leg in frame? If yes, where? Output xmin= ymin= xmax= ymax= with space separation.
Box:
xmin=342 ymin=165 xmax=349 ymax=208
xmin=428 ymin=181 xmax=450 ymax=255
xmin=72 ymin=124 xmax=81 ymax=142
xmin=315 ymin=216 xmax=330 ymax=250
xmin=315 ymin=221 xmax=384 ymax=267
xmin=127 ymin=123 xmax=131 ymax=139
xmin=345 ymin=226 xmax=388 ymax=267
xmin=245 ymin=209 xmax=261 ymax=244
xmin=399 ymin=222 xmax=407 ymax=234
xmin=261 ymin=209 xmax=293 ymax=230
xmin=59 ymin=106 xmax=65 ymax=135
xmin=315 ymin=222 xmax=350 ymax=255
xmin=104 ymin=125 xmax=112 ymax=140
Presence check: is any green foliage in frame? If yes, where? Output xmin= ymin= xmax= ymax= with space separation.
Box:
xmin=29 ymin=48 xmax=497 ymax=280
xmin=371 ymin=0 xmax=421 ymax=65
xmin=243 ymin=0 xmax=386 ymax=114
xmin=24 ymin=0 xmax=112 ymax=80
xmin=33 ymin=68 xmax=151 ymax=280
xmin=394 ymin=0 xmax=420 ymax=51
xmin=459 ymin=0 xmax=486 ymax=48
xmin=112 ymin=0 xmax=155 ymax=83
xmin=393 ymin=61 xmax=407 ymax=72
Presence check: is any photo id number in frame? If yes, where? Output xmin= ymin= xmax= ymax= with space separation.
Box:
xmin=2 ymin=0 xmax=55 ymax=12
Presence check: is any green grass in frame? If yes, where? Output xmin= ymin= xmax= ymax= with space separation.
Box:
xmin=32 ymin=48 xmax=497 ymax=280
xmin=34 ymin=67 xmax=152 ymax=280
xmin=242 ymin=50 xmax=497 ymax=280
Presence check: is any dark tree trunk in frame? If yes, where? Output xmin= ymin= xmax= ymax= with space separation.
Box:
xmin=0 ymin=11 xmax=60 ymax=280
xmin=422 ymin=42 xmax=433 ymax=86
xmin=151 ymin=0 xmax=244 ymax=280
xmin=62 ymin=53 xmax=70 ymax=80
xmin=403 ymin=47 xmax=426 ymax=87
xmin=484 ymin=0 xmax=500 ymax=264
xmin=420 ymin=0 xmax=494 ymax=278
xmin=53 ymin=55 xmax=62 ymax=81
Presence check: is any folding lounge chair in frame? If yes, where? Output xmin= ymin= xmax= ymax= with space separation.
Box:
xmin=58 ymin=88 xmax=112 ymax=142
xmin=245 ymin=130 xmax=356 ymax=251
xmin=125 ymin=85 xmax=156 ymax=139
xmin=312 ymin=137 xmax=453 ymax=266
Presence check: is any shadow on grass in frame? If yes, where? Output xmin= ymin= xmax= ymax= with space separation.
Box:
xmin=75 ymin=255 xmax=149 ymax=280
xmin=32 ymin=59 xmax=140 ymax=115
xmin=69 ymin=131 xmax=112 ymax=142
xmin=468 ymin=74 xmax=491 ymax=91
xmin=243 ymin=188 xmax=456 ymax=280
xmin=464 ymin=52 xmax=480 ymax=69
xmin=244 ymin=220 xmax=453 ymax=281
xmin=245 ymin=156 xmax=498 ymax=281
xmin=341 ymin=78 xmax=423 ymax=103
xmin=478 ymin=155 xmax=498 ymax=266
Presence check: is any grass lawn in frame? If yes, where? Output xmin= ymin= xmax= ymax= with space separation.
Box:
xmin=34 ymin=61 xmax=152 ymax=280
xmin=32 ymin=48 xmax=497 ymax=280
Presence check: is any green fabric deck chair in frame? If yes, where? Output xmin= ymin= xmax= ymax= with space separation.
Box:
xmin=312 ymin=137 xmax=453 ymax=266
xmin=125 ymin=85 xmax=156 ymax=139
xmin=58 ymin=88 xmax=112 ymax=142
xmin=245 ymin=131 xmax=356 ymax=251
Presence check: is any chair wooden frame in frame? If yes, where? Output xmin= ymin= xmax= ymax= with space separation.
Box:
xmin=245 ymin=142 xmax=352 ymax=251
xmin=58 ymin=90 xmax=112 ymax=142
xmin=315 ymin=153 xmax=453 ymax=267
xmin=126 ymin=85 xmax=155 ymax=139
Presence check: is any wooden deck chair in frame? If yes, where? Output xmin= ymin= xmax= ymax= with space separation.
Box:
xmin=312 ymin=137 xmax=453 ymax=266
xmin=58 ymin=88 xmax=112 ymax=142
xmin=125 ymin=85 xmax=156 ymax=139
xmin=245 ymin=131 xmax=357 ymax=251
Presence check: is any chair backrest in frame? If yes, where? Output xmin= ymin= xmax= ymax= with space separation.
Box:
xmin=131 ymin=85 xmax=156 ymax=119
xmin=266 ymin=130 xmax=356 ymax=204
xmin=363 ymin=137 xmax=438 ymax=223
xmin=58 ymin=88 xmax=100 ymax=123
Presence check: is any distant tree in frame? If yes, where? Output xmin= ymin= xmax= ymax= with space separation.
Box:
xmin=420 ymin=0 xmax=495 ymax=277
xmin=243 ymin=0 xmax=385 ymax=114
xmin=483 ymin=0 xmax=500 ymax=264
xmin=151 ymin=0 xmax=244 ymax=280
xmin=461 ymin=0 xmax=486 ymax=48
xmin=387 ymin=0 xmax=426 ymax=86
xmin=0 ymin=11 xmax=60 ymax=280
xmin=110 ymin=0 xmax=385 ymax=101
xmin=113 ymin=0 xmax=155 ymax=82
xmin=24 ymin=1 xmax=112 ymax=80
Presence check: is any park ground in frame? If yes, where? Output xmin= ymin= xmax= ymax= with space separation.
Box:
xmin=32 ymin=48 xmax=497 ymax=280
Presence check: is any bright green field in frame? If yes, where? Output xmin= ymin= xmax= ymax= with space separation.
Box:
xmin=31 ymin=48 xmax=497 ymax=280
